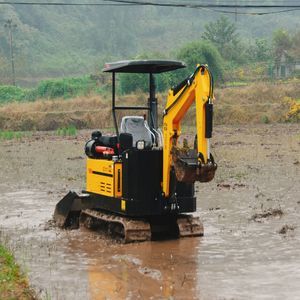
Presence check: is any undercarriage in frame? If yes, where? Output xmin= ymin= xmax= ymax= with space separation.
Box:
xmin=53 ymin=192 xmax=203 ymax=243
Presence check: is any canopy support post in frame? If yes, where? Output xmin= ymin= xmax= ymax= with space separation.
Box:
xmin=112 ymin=72 xmax=119 ymax=138
xmin=148 ymin=73 xmax=158 ymax=130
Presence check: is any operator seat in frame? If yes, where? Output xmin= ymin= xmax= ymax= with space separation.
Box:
xmin=120 ymin=116 xmax=153 ymax=148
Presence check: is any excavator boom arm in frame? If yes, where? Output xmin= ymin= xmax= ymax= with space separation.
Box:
xmin=162 ymin=65 xmax=216 ymax=197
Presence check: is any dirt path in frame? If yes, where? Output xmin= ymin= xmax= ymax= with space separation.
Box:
xmin=0 ymin=124 xmax=299 ymax=299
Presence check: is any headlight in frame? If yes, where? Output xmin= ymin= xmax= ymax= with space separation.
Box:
xmin=136 ymin=140 xmax=145 ymax=150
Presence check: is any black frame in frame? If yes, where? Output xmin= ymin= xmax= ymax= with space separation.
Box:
xmin=111 ymin=72 xmax=156 ymax=138
xmin=103 ymin=60 xmax=186 ymax=138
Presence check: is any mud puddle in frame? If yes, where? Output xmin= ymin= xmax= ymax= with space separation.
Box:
xmin=0 ymin=185 xmax=300 ymax=299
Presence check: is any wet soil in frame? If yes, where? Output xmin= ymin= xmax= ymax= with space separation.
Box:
xmin=0 ymin=124 xmax=299 ymax=299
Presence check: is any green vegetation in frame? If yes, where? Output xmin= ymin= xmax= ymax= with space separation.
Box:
xmin=273 ymin=29 xmax=292 ymax=61
xmin=202 ymin=16 xmax=240 ymax=62
xmin=0 ymin=124 xmax=77 ymax=138
xmin=114 ymin=17 xmax=300 ymax=93
xmin=34 ymin=76 xmax=98 ymax=99
xmin=56 ymin=125 xmax=77 ymax=136
xmin=246 ymin=38 xmax=271 ymax=63
xmin=0 ymin=76 xmax=101 ymax=103
xmin=0 ymin=2 xmax=299 ymax=81
xmin=176 ymin=40 xmax=224 ymax=82
xmin=0 ymin=12 xmax=299 ymax=131
xmin=1 ymin=79 xmax=299 ymax=133
xmin=261 ymin=115 xmax=270 ymax=124
xmin=119 ymin=73 xmax=150 ymax=94
xmin=0 ymin=15 xmax=299 ymax=100
xmin=0 ymin=244 xmax=34 ymax=299
xmin=0 ymin=130 xmax=30 ymax=140
xmin=0 ymin=85 xmax=28 ymax=102
xmin=119 ymin=41 xmax=224 ymax=93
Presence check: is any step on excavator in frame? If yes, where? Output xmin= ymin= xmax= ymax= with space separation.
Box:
xmin=53 ymin=60 xmax=217 ymax=242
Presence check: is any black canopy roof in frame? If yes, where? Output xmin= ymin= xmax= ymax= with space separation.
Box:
xmin=103 ymin=60 xmax=186 ymax=74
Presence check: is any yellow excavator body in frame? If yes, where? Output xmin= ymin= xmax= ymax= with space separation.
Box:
xmin=53 ymin=60 xmax=217 ymax=242
xmin=86 ymin=158 xmax=122 ymax=198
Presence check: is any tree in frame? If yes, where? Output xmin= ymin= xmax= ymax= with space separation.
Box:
xmin=176 ymin=40 xmax=224 ymax=82
xmin=247 ymin=38 xmax=271 ymax=62
xmin=272 ymin=29 xmax=292 ymax=61
xmin=119 ymin=73 xmax=149 ymax=94
xmin=289 ymin=30 xmax=300 ymax=59
xmin=202 ymin=16 xmax=239 ymax=61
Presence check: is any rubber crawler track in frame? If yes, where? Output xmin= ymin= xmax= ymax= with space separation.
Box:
xmin=80 ymin=209 xmax=203 ymax=243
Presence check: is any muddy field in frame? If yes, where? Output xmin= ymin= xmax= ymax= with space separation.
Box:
xmin=0 ymin=124 xmax=299 ymax=299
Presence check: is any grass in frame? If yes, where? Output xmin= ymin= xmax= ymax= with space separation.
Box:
xmin=56 ymin=125 xmax=77 ymax=136
xmin=0 ymin=79 xmax=299 ymax=132
xmin=261 ymin=115 xmax=270 ymax=124
xmin=0 ymin=85 xmax=28 ymax=102
xmin=34 ymin=76 xmax=98 ymax=99
xmin=0 ymin=131 xmax=32 ymax=140
xmin=222 ymin=81 xmax=249 ymax=87
xmin=0 ymin=244 xmax=35 ymax=299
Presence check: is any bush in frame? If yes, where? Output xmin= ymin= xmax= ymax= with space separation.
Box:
xmin=0 ymin=76 xmax=98 ymax=103
xmin=119 ymin=73 xmax=149 ymax=94
xmin=118 ymin=42 xmax=224 ymax=94
xmin=284 ymin=97 xmax=300 ymax=122
xmin=35 ymin=76 xmax=96 ymax=99
xmin=119 ymin=72 xmax=171 ymax=94
xmin=0 ymin=86 xmax=28 ymax=103
xmin=118 ymin=51 xmax=173 ymax=94
xmin=261 ymin=115 xmax=270 ymax=124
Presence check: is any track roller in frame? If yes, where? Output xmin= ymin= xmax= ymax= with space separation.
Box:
xmin=81 ymin=209 xmax=151 ymax=243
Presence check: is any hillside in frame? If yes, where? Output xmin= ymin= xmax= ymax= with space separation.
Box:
xmin=0 ymin=1 xmax=299 ymax=82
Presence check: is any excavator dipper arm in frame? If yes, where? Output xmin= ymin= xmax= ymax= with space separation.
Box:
xmin=162 ymin=65 xmax=217 ymax=197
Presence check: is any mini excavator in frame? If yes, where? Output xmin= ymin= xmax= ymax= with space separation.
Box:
xmin=54 ymin=60 xmax=217 ymax=242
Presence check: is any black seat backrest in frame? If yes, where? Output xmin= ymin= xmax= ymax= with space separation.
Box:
xmin=119 ymin=133 xmax=133 ymax=153
xmin=120 ymin=116 xmax=153 ymax=148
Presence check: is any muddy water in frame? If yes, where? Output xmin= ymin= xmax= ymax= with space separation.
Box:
xmin=0 ymin=124 xmax=300 ymax=299
xmin=1 ymin=185 xmax=299 ymax=299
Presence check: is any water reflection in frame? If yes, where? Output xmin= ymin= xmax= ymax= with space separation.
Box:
xmin=67 ymin=236 xmax=201 ymax=299
xmin=1 ymin=185 xmax=300 ymax=300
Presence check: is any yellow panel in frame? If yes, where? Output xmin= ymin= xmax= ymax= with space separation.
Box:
xmin=121 ymin=200 xmax=126 ymax=211
xmin=114 ymin=163 xmax=122 ymax=198
xmin=86 ymin=158 xmax=123 ymax=198
xmin=86 ymin=158 xmax=114 ymax=197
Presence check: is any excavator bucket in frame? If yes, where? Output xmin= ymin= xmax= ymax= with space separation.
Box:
xmin=172 ymin=147 xmax=217 ymax=183
xmin=53 ymin=191 xmax=89 ymax=229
